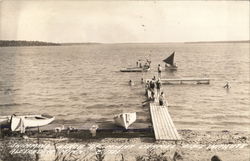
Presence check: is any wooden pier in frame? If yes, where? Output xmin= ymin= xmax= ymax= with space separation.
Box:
xmin=146 ymin=89 xmax=181 ymax=141
xmin=146 ymin=78 xmax=210 ymax=85
xmin=161 ymin=78 xmax=210 ymax=84
xmin=150 ymin=103 xmax=181 ymax=141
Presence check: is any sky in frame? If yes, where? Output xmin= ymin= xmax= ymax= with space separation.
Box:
xmin=0 ymin=0 xmax=249 ymax=43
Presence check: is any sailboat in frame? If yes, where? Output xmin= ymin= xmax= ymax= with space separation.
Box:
xmin=114 ymin=112 xmax=136 ymax=129
xmin=163 ymin=52 xmax=178 ymax=70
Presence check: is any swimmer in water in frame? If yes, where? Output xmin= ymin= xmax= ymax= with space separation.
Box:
xmin=129 ymin=80 xmax=134 ymax=86
xmin=223 ymin=81 xmax=230 ymax=89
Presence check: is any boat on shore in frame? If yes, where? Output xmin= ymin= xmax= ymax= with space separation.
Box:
xmin=10 ymin=114 xmax=55 ymax=132
xmin=114 ymin=112 xmax=136 ymax=129
xmin=0 ymin=116 xmax=11 ymax=127
xmin=163 ymin=52 xmax=178 ymax=70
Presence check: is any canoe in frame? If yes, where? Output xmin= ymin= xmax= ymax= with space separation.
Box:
xmin=11 ymin=114 xmax=55 ymax=132
xmin=114 ymin=112 xmax=136 ymax=129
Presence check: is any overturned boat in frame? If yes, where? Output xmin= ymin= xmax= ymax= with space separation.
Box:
xmin=163 ymin=52 xmax=178 ymax=70
xmin=11 ymin=114 xmax=55 ymax=132
xmin=114 ymin=112 xmax=136 ymax=129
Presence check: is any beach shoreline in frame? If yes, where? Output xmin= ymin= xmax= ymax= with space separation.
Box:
xmin=1 ymin=129 xmax=249 ymax=161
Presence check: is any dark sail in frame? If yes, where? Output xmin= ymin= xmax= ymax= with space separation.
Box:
xmin=163 ymin=52 xmax=175 ymax=65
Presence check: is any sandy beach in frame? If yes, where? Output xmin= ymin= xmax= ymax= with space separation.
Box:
xmin=1 ymin=129 xmax=249 ymax=161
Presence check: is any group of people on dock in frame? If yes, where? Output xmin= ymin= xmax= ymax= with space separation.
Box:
xmin=145 ymin=76 xmax=166 ymax=106
xmin=136 ymin=59 xmax=151 ymax=69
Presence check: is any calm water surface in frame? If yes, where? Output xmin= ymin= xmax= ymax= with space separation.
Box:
xmin=0 ymin=43 xmax=249 ymax=131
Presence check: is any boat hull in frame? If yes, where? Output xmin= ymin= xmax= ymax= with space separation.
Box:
xmin=11 ymin=114 xmax=55 ymax=131
xmin=0 ymin=116 xmax=11 ymax=127
xmin=114 ymin=112 xmax=136 ymax=129
xmin=165 ymin=66 xmax=178 ymax=70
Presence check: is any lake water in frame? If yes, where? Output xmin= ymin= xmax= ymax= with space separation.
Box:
xmin=0 ymin=43 xmax=249 ymax=131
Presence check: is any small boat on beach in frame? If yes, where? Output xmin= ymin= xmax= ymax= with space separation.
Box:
xmin=0 ymin=116 xmax=11 ymax=127
xmin=11 ymin=114 xmax=55 ymax=132
xmin=163 ymin=52 xmax=178 ymax=70
xmin=114 ymin=112 xmax=136 ymax=129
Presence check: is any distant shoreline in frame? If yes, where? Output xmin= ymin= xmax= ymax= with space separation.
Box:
xmin=0 ymin=40 xmax=249 ymax=47
xmin=184 ymin=40 xmax=250 ymax=44
xmin=0 ymin=40 xmax=60 ymax=47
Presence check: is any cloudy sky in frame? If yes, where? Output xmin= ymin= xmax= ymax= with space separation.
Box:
xmin=0 ymin=0 xmax=249 ymax=43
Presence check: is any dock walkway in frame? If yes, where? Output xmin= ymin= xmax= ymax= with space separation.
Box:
xmin=146 ymin=89 xmax=181 ymax=141
xmin=149 ymin=103 xmax=181 ymax=141
xmin=146 ymin=78 xmax=210 ymax=85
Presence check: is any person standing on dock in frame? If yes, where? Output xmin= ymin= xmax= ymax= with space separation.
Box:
xmin=158 ymin=64 xmax=162 ymax=72
xmin=149 ymin=80 xmax=156 ymax=100
xmin=159 ymin=92 xmax=165 ymax=106
xmin=145 ymin=80 xmax=150 ymax=95
xmin=146 ymin=59 xmax=151 ymax=67
xmin=156 ymin=79 xmax=162 ymax=96
xmin=151 ymin=90 xmax=155 ymax=101
xmin=149 ymin=80 xmax=155 ymax=91
xmin=144 ymin=62 xmax=150 ymax=69
xmin=158 ymin=64 xmax=162 ymax=77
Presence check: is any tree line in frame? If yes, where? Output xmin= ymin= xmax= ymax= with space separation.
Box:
xmin=0 ymin=40 xmax=60 ymax=47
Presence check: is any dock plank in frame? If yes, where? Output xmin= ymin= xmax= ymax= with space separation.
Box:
xmin=154 ymin=105 xmax=167 ymax=139
xmin=150 ymin=103 xmax=181 ymax=141
xmin=154 ymin=105 xmax=172 ymax=140
xmin=161 ymin=106 xmax=179 ymax=140
xmin=155 ymin=105 xmax=171 ymax=140
xmin=157 ymin=105 xmax=174 ymax=140
xmin=162 ymin=107 xmax=181 ymax=140
xmin=149 ymin=103 xmax=160 ymax=139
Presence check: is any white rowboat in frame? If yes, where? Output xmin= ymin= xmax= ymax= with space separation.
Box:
xmin=11 ymin=114 xmax=55 ymax=132
xmin=114 ymin=112 xmax=136 ymax=129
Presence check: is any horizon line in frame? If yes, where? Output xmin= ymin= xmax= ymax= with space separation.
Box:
xmin=1 ymin=39 xmax=250 ymax=44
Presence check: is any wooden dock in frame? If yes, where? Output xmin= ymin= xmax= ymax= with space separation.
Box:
xmin=146 ymin=78 xmax=210 ymax=85
xmin=150 ymin=103 xmax=181 ymax=141
xmin=161 ymin=78 xmax=210 ymax=84
xmin=146 ymin=89 xmax=181 ymax=141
